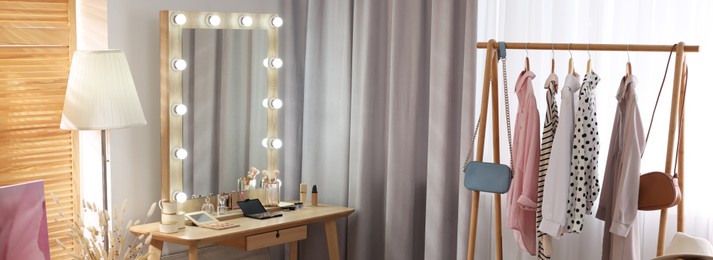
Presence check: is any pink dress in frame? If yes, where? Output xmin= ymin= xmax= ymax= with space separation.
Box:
xmin=507 ymin=70 xmax=540 ymax=256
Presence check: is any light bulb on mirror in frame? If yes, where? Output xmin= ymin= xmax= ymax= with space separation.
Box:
xmin=172 ymin=13 xmax=187 ymax=25
xmin=262 ymin=98 xmax=283 ymax=109
xmin=261 ymin=138 xmax=283 ymax=149
xmin=270 ymin=16 xmax=284 ymax=28
xmin=172 ymin=58 xmax=187 ymax=71
xmin=239 ymin=16 xmax=253 ymax=27
xmin=206 ymin=14 xmax=221 ymax=26
xmin=271 ymin=138 xmax=283 ymax=149
xmin=173 ymin=147 xmax=188 ymax=160
xmin=172 ymin=191 xmax=187 ymax=203
xmin=172 ymin=103 xmax=187 ymax=115
xmin=263 ymin=58 xmax=283 ymax=69
xmin=271 ymin=58 xmax=283 ymax=69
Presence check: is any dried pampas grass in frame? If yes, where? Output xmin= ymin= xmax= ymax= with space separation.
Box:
xmin=52 ymin=194 xmax=157 ymax=260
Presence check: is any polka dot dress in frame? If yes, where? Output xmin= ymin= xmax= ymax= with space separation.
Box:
xmin=565 ymin=72 xmax=600 ymax=233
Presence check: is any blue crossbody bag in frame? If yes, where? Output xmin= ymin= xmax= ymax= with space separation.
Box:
xmin=462 ymin=50 xmax=513 ymax=194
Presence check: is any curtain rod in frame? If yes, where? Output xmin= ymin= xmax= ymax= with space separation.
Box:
xmin=475 ymin=41 xmax=700 ymax=53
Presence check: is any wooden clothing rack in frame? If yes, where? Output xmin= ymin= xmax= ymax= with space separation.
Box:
xmin=468 ymin=39 xmax=699 ymax=260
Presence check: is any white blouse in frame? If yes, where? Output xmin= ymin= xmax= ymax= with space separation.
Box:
xmin=538 ymin=73 xmax=580 ymax=239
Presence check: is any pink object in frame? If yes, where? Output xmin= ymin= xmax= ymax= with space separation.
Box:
xmin=507 ymin=70 xmax=540 ymax=256
xmin=0 ymin=180 xmax=50 ymax=260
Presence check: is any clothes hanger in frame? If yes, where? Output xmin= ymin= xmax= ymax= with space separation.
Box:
xmin=626 ymin=44 xmax=632 ymax=77
xmin=525 ymin=42 xmax=530 ymax=71
xmin=568 ymin=43 xmax=575 ymax=75
xmin=586 ymin=43 xmax=592 ymax=73
xmin=546 ymin=44 xmax=557 ymax=93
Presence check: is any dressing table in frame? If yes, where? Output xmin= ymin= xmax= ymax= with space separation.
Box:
xmin=130 ymin=205 xmax=353 ymax=260
xmin=131 ymin=10 xmax=354 ymax=259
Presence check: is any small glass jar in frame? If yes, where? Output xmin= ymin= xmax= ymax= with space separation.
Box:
xmin=263 ymin=179 xmax=280 ymax=207
xmin=201 ymin=197 xmax=215 ymax=214
xmin=217 ymin=194 xmax=228 ymax=215
xmin=238 ymin=177 xmax=256 ymax=192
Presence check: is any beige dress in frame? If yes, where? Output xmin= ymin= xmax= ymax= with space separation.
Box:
xmin=595 ymin=75 xmax=643 ymax=260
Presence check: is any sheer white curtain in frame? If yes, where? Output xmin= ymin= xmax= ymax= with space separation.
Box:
xmin=477 ymin=0 xmax=713 ymax=259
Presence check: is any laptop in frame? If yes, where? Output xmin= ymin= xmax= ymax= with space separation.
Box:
xmin=237 ymin=199 xmax=283 ymax=219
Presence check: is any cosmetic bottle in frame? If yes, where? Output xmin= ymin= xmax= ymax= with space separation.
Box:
xmin=311 ymin=185 xmax=318 ymax=206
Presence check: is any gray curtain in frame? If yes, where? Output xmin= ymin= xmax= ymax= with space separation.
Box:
xmin=182 ymin=29 xmax=269 ymax=198
xmin=280 ymin=0 xmax=484 ymax=259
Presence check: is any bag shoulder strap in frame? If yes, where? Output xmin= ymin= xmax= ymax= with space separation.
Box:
xmin=643 ymin=44 xmax=676 ymax=147
xmin=673 ymin=65 xmax=688 ymax=178
xmin=463 ymin=44 xmax=514 ymax=173
xmin=643 ymin=44 xmax=687 ymax=178
xmin=501 ymin=55 xmax=514 ymax=170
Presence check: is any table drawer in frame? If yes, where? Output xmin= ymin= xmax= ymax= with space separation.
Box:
xmin=244 ymin=225 xmax=307 ymax=250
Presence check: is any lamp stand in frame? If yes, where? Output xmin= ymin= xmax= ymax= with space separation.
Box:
xmin=100 ymin=129 xmax=110 ymax=254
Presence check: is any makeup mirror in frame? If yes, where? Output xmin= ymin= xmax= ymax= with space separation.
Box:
xmin=160 ymin=10 xmax=282 ymax=201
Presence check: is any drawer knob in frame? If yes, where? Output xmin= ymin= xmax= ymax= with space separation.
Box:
xmin=276 ymin=231 xmax=280 ymax=238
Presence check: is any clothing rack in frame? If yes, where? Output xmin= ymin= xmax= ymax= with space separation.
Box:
xmin=468 ymin=39 xmax=699 ymax=260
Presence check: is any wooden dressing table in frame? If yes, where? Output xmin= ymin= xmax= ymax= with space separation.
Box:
xmin=130 ymin=205 xmax=353 ymax=260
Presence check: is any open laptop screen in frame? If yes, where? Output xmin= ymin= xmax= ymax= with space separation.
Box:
xmin=237 ymin=199 xmax=267 ymax=215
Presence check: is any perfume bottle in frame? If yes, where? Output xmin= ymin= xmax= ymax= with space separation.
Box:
xmin=201 ymin=197 xmax=215 ymax=214
xmin=217 ymin=194 xmax=228 ymax=215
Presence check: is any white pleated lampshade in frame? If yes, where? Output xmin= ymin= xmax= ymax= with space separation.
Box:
xmin=61 ymin=50 xmax=147 ymax=130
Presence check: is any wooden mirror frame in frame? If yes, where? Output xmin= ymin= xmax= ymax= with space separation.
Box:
xmin=160 ymin=10 xmax=280 ymax=201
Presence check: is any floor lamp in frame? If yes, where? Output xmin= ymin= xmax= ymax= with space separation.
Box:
xmin=60 ymin=50 xmax=146 ymax=251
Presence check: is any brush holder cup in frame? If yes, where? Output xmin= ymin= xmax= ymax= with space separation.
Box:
xmin=263 ymin=179 xmax=280 ymax=207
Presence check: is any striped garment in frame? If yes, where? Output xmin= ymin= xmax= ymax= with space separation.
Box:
xmin=537 ymin=74 xmax=559 ymax=260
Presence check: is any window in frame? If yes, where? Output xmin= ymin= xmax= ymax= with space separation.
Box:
xmin=0 ymin=0 xmax=78 ymax=258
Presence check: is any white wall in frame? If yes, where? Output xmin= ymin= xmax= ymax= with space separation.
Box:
xmin=106 ymin=0 xmax=280 ymax=257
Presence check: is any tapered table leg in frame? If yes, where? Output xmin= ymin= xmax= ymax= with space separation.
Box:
xmin=324 ymin=219 xmax=340 ymax=260
xmin=290 ymin=241 xmax=298 ymax=260
xmin=148 ymin=239 xmax=163 ymax=260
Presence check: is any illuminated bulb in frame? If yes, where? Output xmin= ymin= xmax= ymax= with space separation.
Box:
xmin=239 ymin=16 xmax=253 ymax=27
xmin=270 ymin=16 xmax=284 ymax=28
xmin=206 ymin=14 xmax=221 ymax=26
xmin=173 ymin=148 xmax=188 ymax=160
xmin=262 ymin=138 xmax=282 ymax=149
xmin=172 ymin=13 xmax=187 ymax=25
xmin=270 ymin=58 xmax=283 ymax=69
xmin=263 ymin=58 xmax=283 ymax=69
xmin=172 ymin=104 xmax=187 ymax=115
xmin=172 ymin=59 xmax=187 ymax=71
xmin=262 ymin=98 xmax=283 ymax=109
xmin=272 ymin=99 xmax=283 ymax=109
xmin=271 ymin=138 xmax=283 ymax=149
xmin=173 ymin=191 xmax=187 ymax=203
